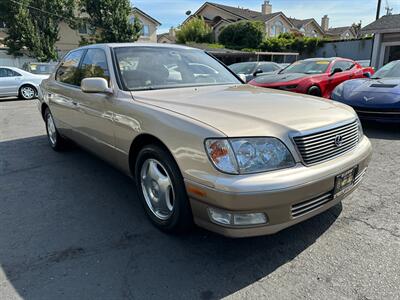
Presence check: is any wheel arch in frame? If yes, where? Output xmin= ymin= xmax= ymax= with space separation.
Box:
xmin=40 ymin=102 xmax=49 ymax=120
xmin=128 ymin=133 xmax=176 ymax=176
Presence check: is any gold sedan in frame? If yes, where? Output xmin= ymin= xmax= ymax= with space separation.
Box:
xmin=38 ymin=44 xmax=372 ymax=237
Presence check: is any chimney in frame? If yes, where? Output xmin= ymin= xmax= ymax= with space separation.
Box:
xmin=169 ymin=26 xmax=176 ymax=37
xmin=262 ymin=1 xmax=272 ymax=15
xmin=321 ymin=15 xmax=329 ymax=31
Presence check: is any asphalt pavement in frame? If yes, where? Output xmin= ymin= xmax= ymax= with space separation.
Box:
xmin=0 ymin=99 xmax=399 ymax=299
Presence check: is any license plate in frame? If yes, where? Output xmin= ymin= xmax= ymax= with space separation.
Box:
xmin=334 ymin=166 xmax=358 ymax=198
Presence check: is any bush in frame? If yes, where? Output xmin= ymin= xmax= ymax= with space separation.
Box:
xmin=261 ymin=33 xmax=325 ymax=54
xmin=176 ymin=17 xmax=213 ymax=44
xmin=218 ymin=21 xmax=264 ymax=50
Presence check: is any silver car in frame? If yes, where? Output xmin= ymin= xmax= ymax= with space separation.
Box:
xmin=0 ymin=66 xmax=48 ymax=99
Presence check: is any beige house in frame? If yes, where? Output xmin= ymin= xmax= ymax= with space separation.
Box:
xmin=180 ymin=1 xmax=356 ymax=42
xmin=0 ymin=7 xmax=160 ymax=58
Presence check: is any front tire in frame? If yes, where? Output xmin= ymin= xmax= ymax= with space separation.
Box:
xmin=307 ymin=85 xmax=322 ymax=97
xmin=44 ymin=108 xmax=67 ymax=151
xmin=134 ymin=144 xmax=193 ymax=233
xmin=19 ymin=85 xmax=37 ymax=100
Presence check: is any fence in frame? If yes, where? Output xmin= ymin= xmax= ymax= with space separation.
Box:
xmin=302 ymin=39 xmax=373 ymax=61
xmin=0 ymin=49 xmax=37 ymax=68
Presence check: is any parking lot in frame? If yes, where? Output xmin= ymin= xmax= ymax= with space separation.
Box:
xmin=0 ymin=98 xmax=399 ymax=299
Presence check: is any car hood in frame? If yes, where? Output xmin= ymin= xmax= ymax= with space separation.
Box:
xmin=339 ymin=78 xmax=400 ymax=108
xmin=251 ymin=72 xmax=309 ymax=85
xmin=132 ymin=84 xmax=356 ymax=137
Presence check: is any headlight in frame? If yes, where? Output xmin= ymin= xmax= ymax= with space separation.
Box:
xmin=332 ymin=84 xmax=344 ymax=98
xmin=205 ymin=138 xmax=295 ymax=174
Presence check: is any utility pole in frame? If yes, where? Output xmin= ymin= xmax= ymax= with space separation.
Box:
xmin=376 ymin=0 xmax=381 ymax=20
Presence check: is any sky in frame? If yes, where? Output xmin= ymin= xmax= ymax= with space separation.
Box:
xmin=132 ymin=0 xmax=400 ymax=33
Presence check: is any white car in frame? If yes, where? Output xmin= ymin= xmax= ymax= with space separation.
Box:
xmin=0 ymin=66 xmax=49 ymax=100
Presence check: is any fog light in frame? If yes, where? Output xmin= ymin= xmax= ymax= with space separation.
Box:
xmin=233 ymin=213 xmax=267 ymax=225
xmin=208 ymin=208 xmax=268 ymax=226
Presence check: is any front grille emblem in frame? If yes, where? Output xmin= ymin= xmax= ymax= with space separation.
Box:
xmin=334 ymin=135 xmax=344 ymax=147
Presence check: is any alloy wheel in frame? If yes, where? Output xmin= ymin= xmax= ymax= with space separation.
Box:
xmin=140 ymin=158 xmax=175 ymax=220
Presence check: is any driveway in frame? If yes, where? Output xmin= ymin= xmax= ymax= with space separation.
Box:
xmin=0 ymin=99 xmax=399 ymax=299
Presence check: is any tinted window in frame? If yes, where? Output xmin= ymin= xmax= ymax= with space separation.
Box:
xmin=229 ymin=62 xmax=257 ymax=74
xmin=331 ymin=61 xmax=354 ymax=72
xmin=56 ymin=50 xmax=85 ymax=86
xmin=372 ymin=61 xmax=400 ymax=78
xmin=0 ymin=68 xmax=21 ymax=77
xmin=80 ymin=49 xmax=110 ymax=83
xmin=259 ymin=63 xmax=279 ymax=73
xmin=115 ymin=47 xmax=240 ymax=91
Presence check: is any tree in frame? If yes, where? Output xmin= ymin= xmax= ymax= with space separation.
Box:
xmin=176 ymin=17 xmax=213 ymax=44
xmin=79 ymin=0 xmax=142 ymax=43
xmin=3 ymin=0 xmax=75 ymax=61
xmin=218 ymin=21 xmax=264 ymax=49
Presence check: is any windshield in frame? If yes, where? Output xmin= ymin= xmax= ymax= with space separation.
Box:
xmin=229 ymin=62 xmax=257 ymax=74
xmin=115 ymin=47 xmax=240 ymax=91
xmin=281 ymin=60 xmax=330 ymax=74
xmin=28 ymin=64 xmax=56 ymax=75
xmin=372 ymin=61 xmax=400 ymax=79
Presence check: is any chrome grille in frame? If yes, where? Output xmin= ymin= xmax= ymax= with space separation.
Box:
xmin=291 ymin=192 xmax=333 ymax=218
xmin=293 ymin=120 xmax=359 ymax=165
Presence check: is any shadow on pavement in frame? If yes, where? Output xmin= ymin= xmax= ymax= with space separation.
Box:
xmin=0 ymin=135 xmax=342 ymax=299
xmin=362 ymin=120 xmax=400 ymax=140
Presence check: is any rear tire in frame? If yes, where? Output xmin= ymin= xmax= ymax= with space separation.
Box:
xmin=307 ymin=86 xmax=322 ymax=97
xmin=134 ymin=144 xmax=193 ymax=233
xmin=19 ymin=85 xmax=37 ymax=100
xmin=44 ymin=108 xmax=67 ymax=151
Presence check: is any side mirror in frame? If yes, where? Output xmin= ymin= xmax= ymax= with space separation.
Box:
xmin=238 ymin=74 xmax=247 ymax=83
xmin=253 ymin=69 xmax=263 ymax=77
xmin=81 ymin=77 xmax=112 ymax=94
xmin=363 ymin=72 xmax=371 ymax=78
xmin=330 ymin=68 xmax=342 ymax=76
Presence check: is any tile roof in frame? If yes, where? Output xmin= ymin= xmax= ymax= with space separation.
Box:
xmin=288 ymin=18 xmax=313 ymax=29
xmin=326 ymin=26 xmax=352 ymax=36
xmin=207 ymin=2 xmax=283 ymax=22
xmin=362 ymin=14 xmax=400 ymax=32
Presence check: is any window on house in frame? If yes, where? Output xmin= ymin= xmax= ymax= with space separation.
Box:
xmin=78 ymin=23 xmax=93 ymax=35
xmin=271 ymin=20 xmax=285 ymax=36
xmin=142 ymin=24 xmax=150 ymax=37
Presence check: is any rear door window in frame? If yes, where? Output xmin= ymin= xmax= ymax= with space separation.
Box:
xmin=56 ymin=50 xmax=85 ymax=86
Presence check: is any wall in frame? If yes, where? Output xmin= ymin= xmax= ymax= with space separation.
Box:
xmin=0 ymin=49 xmax=37 ymax=68
xmin=303 ymin=39 xmax=373 ymax=60
xmin=134 ymin=13 xmax=158 ymax=43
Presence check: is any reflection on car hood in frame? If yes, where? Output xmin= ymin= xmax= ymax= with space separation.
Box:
xmin=132 ymin=84 xmax=356 ymax=137
xmin=252 ymin=72 xmax=309 ymax=84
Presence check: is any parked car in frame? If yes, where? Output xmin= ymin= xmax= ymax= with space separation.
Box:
xmin=23 ymin=62 xmax=57 ymax=75
xmin=229 ymin=61 xmax=281 ymax=82
xmin=249 ymin=58 xmax=375 ymax=98
xmin=0 ymin=66 xmax=48 ymax=99
xmin=356 ymin=60 xmax=372 ymax=68
xmin=331 ymin=60 xmax=400 ymax=123
xmin=39 ymin=44 xmax=371 ymax=237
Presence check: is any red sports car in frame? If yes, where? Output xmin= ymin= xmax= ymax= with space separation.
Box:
xmin=248 ymin=57 xmax=374 ymax=98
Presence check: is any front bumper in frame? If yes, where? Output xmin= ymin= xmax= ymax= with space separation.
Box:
xmin=185 ymin=137 xmax=372 ymax=238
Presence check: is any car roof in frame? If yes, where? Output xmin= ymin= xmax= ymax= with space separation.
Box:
xmin=76 ymin=43 xmax=199 ymax=51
